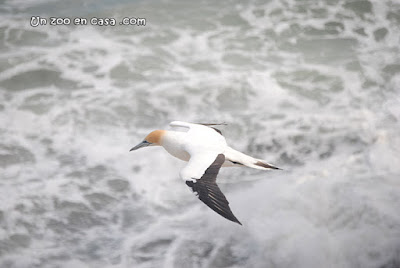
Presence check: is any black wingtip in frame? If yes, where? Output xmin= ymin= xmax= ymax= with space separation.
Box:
xmin=255 ymin=161 xmax=281 ymax=170
xmin=233 ymin=218 xmax=242 ymax=225
xmin=224 ymin=212 xmax=242 ymax=225
xmin=228 ymin=212 xmax=242 ymax=225
xmin=214 ymin=211 xmax=242 ymax=225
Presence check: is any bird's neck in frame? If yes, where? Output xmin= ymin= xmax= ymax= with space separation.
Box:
xmin=160 ymin=131 xmax=190 ymax=161
xmin=161 ymin=130 xmax=187 ymax=146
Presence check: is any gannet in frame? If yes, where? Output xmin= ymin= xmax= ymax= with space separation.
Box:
xmin=130 ymin=121 xmax=280 ymax=225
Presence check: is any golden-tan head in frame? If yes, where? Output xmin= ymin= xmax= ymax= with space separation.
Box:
xmin=130 ymin=130 xmax=166 ymax=151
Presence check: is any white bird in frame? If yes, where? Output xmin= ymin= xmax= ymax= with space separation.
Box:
xmin=130 ymin=121 xmax=280 ymax=225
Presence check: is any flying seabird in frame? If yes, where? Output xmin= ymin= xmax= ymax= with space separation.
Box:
xmin=130 ymin=121 xmax=280 ymax=225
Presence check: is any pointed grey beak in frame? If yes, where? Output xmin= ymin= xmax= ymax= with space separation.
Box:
xmin=130 ymin=140 xmax=151 ymax=151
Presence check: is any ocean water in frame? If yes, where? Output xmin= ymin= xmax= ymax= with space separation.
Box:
xmin=1 ymin=0 xmax=400 ymax=267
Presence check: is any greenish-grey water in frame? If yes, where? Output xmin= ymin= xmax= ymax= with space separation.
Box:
xmin=0 ymin=0 xmax=400 ymax=267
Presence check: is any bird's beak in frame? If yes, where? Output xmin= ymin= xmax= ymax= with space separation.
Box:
xmin=130 ymin=140 xmax=151 ymax=151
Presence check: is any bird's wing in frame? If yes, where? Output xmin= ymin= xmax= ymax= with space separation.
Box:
xmin=180 ymin=153 xmax=242 ymax=225
xmin=169 ymin=121 xmax=193 ymax=129
xmin=170 ymin=121 xmax=223 ymax=135
xmin=196 ymin=123 xmax=226 ymax=134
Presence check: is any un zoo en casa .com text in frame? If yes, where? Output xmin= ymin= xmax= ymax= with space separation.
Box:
xmin=30 ymin=16 xmax=146 ymax=27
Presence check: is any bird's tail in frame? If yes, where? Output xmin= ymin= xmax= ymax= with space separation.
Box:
xmin=223 ymin=147 xmax=280 ymax=170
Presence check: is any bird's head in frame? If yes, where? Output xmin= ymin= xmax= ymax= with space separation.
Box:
xmin=130 ymin=130 xmax=165 ymax=151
